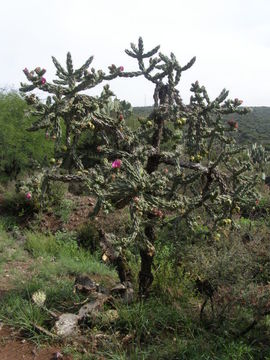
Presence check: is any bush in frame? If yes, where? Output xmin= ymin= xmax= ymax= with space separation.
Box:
xmin=1 ymin=190 xmax=40 ymax=219
xmin=0 ymin=90 xmax=53 ymax=182
xmin=77 ymin=221 xmax=100 ymax=253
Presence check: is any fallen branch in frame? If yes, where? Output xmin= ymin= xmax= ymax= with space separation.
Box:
xmin=31 ymin=322 xmax=58 ymax=338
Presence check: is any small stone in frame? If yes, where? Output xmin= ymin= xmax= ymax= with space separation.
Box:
xmin=54 ymin=313 xmax=79 ymax=337
xmin=52 ymin=351 xmax=63 ymax=359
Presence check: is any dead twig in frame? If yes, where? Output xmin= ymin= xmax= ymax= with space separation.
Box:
xmin=31 ymin=322 xmax=58 ymax=338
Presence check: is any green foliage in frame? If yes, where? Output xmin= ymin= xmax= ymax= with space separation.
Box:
xmin=231 ymin=107 xmax=270 ymax=150
xmin=77 ymin=221 xmax=100 ymax=253
xmin=1 ymin=222 xmax=270 ymax=358
xmin=24 ymin=230 xmax=116 ymax=278
xmin=25 ymin=231 xmax=60 ymax=257
xmin=54 ymin=198 xmax=74 ymax=223
xmin=0 ymin=90 xmax=53 ymax=182
xmin=0 ymin=224 xmax=26 ymax=272
xmin=0 ymin=294 xmax=50 ymax=340
xmin=1 ymin=190 xmax=40 ymax=218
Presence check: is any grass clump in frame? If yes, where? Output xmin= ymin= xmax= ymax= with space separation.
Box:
xmin=25 ymin=231 xmax=59 ymax=258
xmin=77 ymin=221 xmax=100 ymax=253
xmin=24 ymin=230 xmax=116 ymax=279
xmin=0 ymin=229 xmax=116 ymax=341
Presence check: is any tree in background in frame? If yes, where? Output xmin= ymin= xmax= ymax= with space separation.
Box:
xmin=0 ymin=90 xmax=53 ymax=182
xmin=20 ymin=38 xmax=259 ymax=295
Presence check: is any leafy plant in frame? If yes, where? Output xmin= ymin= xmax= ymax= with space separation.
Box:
xmin=0 ymin=90 xmax=53 ymax=182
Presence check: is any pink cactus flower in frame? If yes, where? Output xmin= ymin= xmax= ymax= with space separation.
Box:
xmin=26 ymin=192 xmax=32 ymax=200
xmin=41 ymin=77 xmax=46 ymax=85
xmin=112 ymin=159 xmax=122 ymax=169
xmin=119 ymin=66 xmax=124 ymax=72
xmin=152 ymin=207 xmax=164 ymax=218
xmin=23 ymin=68 xmax=29 ymax=75
xmin=235 ymin=98 xmax=243 ymax=105
xmin=35 ymin=67 xmax=41 ymax=73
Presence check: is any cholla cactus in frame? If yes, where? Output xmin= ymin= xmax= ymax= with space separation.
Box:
xmin=248 ymin=143 xmax=268 ymax=169
xmin=21 ymin=38 xmax=258 ymax=295
xmin=20 ymin=54 xmax=137 ymax=170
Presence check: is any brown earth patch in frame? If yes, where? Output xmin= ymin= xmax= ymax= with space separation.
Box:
xmin=0 ymin=260 xmax=34 ymax=297
xmin=0 ymin=326 xmax=72 ymax=360
xmin=38 ymin=194 xmax=95 ymax=233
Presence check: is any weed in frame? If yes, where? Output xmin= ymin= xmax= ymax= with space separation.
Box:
xmin=54 ymin=198 xmax=74 ymax=223
xmin=77 ymin=221 xmax=100 ymax=253
xmin=0 ymin=292 xmax=50 ymax=341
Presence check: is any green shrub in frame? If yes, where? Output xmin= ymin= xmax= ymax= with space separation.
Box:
xmin=25 ymin=232 xmax=59 ymax=257
xmin=1 ymin=190 xmax=40 ymax=218
xmin=0 ymin=90 xmax=53 ymax=182
xmin=77 ymin=221 xmax=100 ymax=253
xmin=54 ymin=198 xmax=74 ymax=223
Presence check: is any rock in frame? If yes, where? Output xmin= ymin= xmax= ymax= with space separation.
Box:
xmin=54 ymin=313 xmax=79 ymax=337
xmin=110 ymin=283 xmax=126 ymax=294
xmin=122 ymin=333 xmax=134 ymax=345
xmin=52 ymin=351 xmax=63 ymax=359
xmin=78 ymin=293 xmax=109 ymax=321
xmin=110 ymin=281 xmax=134 ymax=304
xmin=74 ymin=275 xmax=98 ymax=294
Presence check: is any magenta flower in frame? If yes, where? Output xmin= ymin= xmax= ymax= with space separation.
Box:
xmin=112 ymin=159 xmax=122 ymax=169
xmin=41 ymin=77 xmax=46 ymax=85
xmin=23 ymin=68 xmax=29 ymax=75
xmin=119 ymin=66 xmax=124 ymax=72
xmin=26 ymin=192 xmax=32 ymax=200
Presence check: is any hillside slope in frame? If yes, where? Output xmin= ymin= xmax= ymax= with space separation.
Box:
xmin=133 ymin=106 xmax=270 ymax=149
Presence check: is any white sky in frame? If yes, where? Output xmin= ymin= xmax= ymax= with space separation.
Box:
xmin=1 ymin=0 xmax=270 ymax=106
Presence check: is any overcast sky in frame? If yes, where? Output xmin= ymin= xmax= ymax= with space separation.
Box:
xmin=1 ymin=0 xmax=269 ymax=106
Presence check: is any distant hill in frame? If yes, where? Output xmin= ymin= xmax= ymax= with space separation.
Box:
xmin=232 ymin=107 xmax=270 ymax=150
xmin=133 ymin=106 xmax=270 ymax=150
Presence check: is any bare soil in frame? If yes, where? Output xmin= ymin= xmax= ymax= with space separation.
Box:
xmin=0 ymin=326 xmax=74 ymax=360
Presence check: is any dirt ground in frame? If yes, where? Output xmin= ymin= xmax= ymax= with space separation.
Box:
xmin=0 ymin=326 xmax=73 ymax=360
